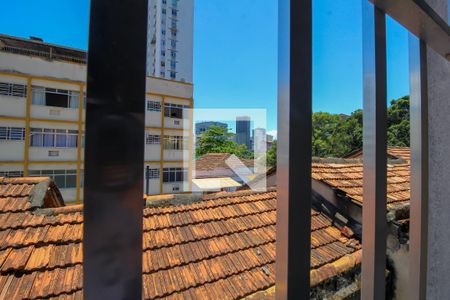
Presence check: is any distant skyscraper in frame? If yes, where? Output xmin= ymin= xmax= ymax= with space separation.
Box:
xmin=147 ymin=0 xmax=194 ymax=82
xmin=195 ymin=121 xmax=228 ymax=136
xmin=253 ymin=128 xmax=267 ymax=154
xmin=236 ymin=116 xmax=251 ymax=150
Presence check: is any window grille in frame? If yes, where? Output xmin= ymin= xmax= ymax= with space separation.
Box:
xmin=164 ymin=103 xmax=188 ymax=119
xmin=163 ymin=135 xmax=187 ymax=150
xmin=163 ymin=167 xmax=187 ymax=183
xmin=0 ymin=171 xmax=24 ymax=178
xmin=146 ymin=134 xmax=160 ymax=144
xmin=30 ymin=128 xmax=78 ymax=148
xmin=0 ymin=127 xmax=25 ymax=141
xmin=0 ymin=82 xmax=27 ymax=97
xmin=29 ymin=169 xmax=77 ymax=188
xmin=145 ymin=168 xmax=160 ymax=179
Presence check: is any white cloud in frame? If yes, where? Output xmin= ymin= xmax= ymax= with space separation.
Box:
xmin=266 ymin=130 xmax=277 ymax=139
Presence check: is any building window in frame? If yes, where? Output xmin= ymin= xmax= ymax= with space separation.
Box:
xmin=161 ymin=50 xmax=166 ymax=57
xmin=172 ymin=9 xmax=177 ymax=16
xmin=0 ymin=127 xmax=25 ymax=141
xmin=30 ymin=128 xmax=78 ymax=148
xmin=0 ymin=82 xmax=27 ymax=98
xmin=162 ymin=8 xmax=166 ymax=14
xmin=163 ymin=135 xmax=187 ymax=150
xmin=170 ymin=72 xmax=176 ymax=79
xmin=170 ymin=51 xmax=176 ymax=58
xmin=163 ymin=168 xmax=187 ymax=183
xmin=0 ymin=171 xmax=24 ymax=178
xmin=161 ymin=61 xmax=166 ymax=67
xmin=164 ymin=103 xmax=188 ymax=119
xmin=29 ymin=169 xmax=77 ymax=189
xmin=170 ymin=40 xmax=176 ymax=48
xmin=146 ymin=134 xmax=161 ymax=145
xmin=170 ymin=61 xmax=176 ymax=69
xmin=146 ymin=168 xmax=160 ymax=180
xmin=147 ymin=100 xmax=161 ymax=112
xmin=31 ymin=86 xmax=79 ymax=109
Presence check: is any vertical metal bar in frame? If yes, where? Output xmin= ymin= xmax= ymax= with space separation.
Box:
xmin=408 ymin=34 xmax=429 ymax=300
xmin=83 ymin=0 xmax=148 ymax=298
xmin=145 ymin=166 xmax=149 ymax=195
xmin=362 ymin=1 xmax=387 ymax=300
xmin=276 ymin=0 xmax=312 ymax=299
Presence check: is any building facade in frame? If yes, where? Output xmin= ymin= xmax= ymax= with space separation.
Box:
xmin=236 ymin=116 xmax=251 ymax=150
xmin=0 ymin=34 xmax=193 ymax=203
xmin=252 ymin=127 xmax=267 ymax=155
xmin=147 ymin=0 xmax=194 ymax=83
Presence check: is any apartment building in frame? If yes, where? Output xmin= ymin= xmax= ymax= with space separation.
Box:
xmin=0 ymin=34 xmax=193 ymax=202
xmin=147 ymin=0 xmax=194 ymax=82
xmin=252 ymin=127 xmax=267 ymax=155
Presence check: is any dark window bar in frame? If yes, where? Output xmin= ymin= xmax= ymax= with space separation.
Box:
xmin=276 ymin=0 xmax=312 ymax=299
xmin=362 ymin=2 xmax=388 ymax=299
xmin=408 ymin=35 xmax=429 ymax=300
xmin=83 ymin=0 xmax=148 ymax=299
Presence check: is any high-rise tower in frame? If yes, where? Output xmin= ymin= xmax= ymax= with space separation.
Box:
xmin=147 ymin=0 xmax=194 ymax=83
xmin=236 ymin=116 xmax=251 ymax=150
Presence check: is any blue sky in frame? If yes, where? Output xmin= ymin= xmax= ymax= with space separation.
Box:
xmin=0 ymin=0 xmax=410 ymax=135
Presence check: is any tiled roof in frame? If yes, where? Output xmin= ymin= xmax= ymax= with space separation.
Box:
xmin=344 ymin=147 xmax=410 ymax=161
xmin=387 ymin=147 xmax=410 ymax=161
xmin=312 ymin=162 xmax=410 ymax=209
xmin=0 ymin=184 xmax=362 ymax=299
xmin=195 ymin=153 xmax=254 ymax=179
xmin=0 ymin=176 xmax=64 ymax=211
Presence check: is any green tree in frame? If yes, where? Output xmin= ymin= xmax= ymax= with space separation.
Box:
xmin=266 ymin=140 xmax=277 ymax=167
xmin=196 ymin=125 xmax=253 ymax=159
xmin=312 ymin=112 xmax=353 ymax=157
xmin=310 ymin=96 xmax=410 ymax=158
xmin=387 ymin=96 xmax=410 ymax=147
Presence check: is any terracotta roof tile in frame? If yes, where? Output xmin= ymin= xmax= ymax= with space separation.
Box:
xmin=0 ymin=180 xmax=362 ymax=299
xmin=195 ymin=153 xmax=254 ymax=179
xmin=312 ymin=161 xmax=410 ymax=209
xmin=345 ymin=147 xmax=410 ymax=161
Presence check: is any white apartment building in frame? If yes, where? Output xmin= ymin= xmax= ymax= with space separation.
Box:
xmin=0 ymin=34 xmax=193 ymax=203
xmin=147 ymin=0 xmax=194 ymax=83
xmin=252 ymin=128 xmax=267 ymax=155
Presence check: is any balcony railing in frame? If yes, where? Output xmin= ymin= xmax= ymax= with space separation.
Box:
xmin=82 ymin=0 xmax=449 ymax=299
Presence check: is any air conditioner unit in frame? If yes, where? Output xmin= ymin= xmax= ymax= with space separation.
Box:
xmin=174 ymin=120 xmax=180 ymax=125
xmin=49 ymin=109 xmax=61 ymax=116
xmin=172 ymin=185 xmax=180 ymax=192
xmin=48 ymin=150 xmax=59 ymax=157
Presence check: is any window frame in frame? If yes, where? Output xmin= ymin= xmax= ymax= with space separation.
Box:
xmin=0 ymin=82 xmax=27 ymax=98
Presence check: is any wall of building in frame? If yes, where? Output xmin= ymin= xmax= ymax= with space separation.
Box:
xmin=425 ymin=0 xmax=450 ymax=298
xmin=0 ymin=52 xmax=86 ymax=82
xmin=1 ymin=52 xmax=194 ymax=203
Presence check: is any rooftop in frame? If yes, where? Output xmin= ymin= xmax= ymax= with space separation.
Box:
xmin=195 ymin=153 xmax=254 ymax=179
xmin=0 ymin=180 xmax=361 ymax=299
xmin=344 ymin=147 xmax=411 ymax=161
xmin=312 ymin=159 xmax=410 ymax=210
xmin=0 ymin=34 xmax=87 ymax=64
